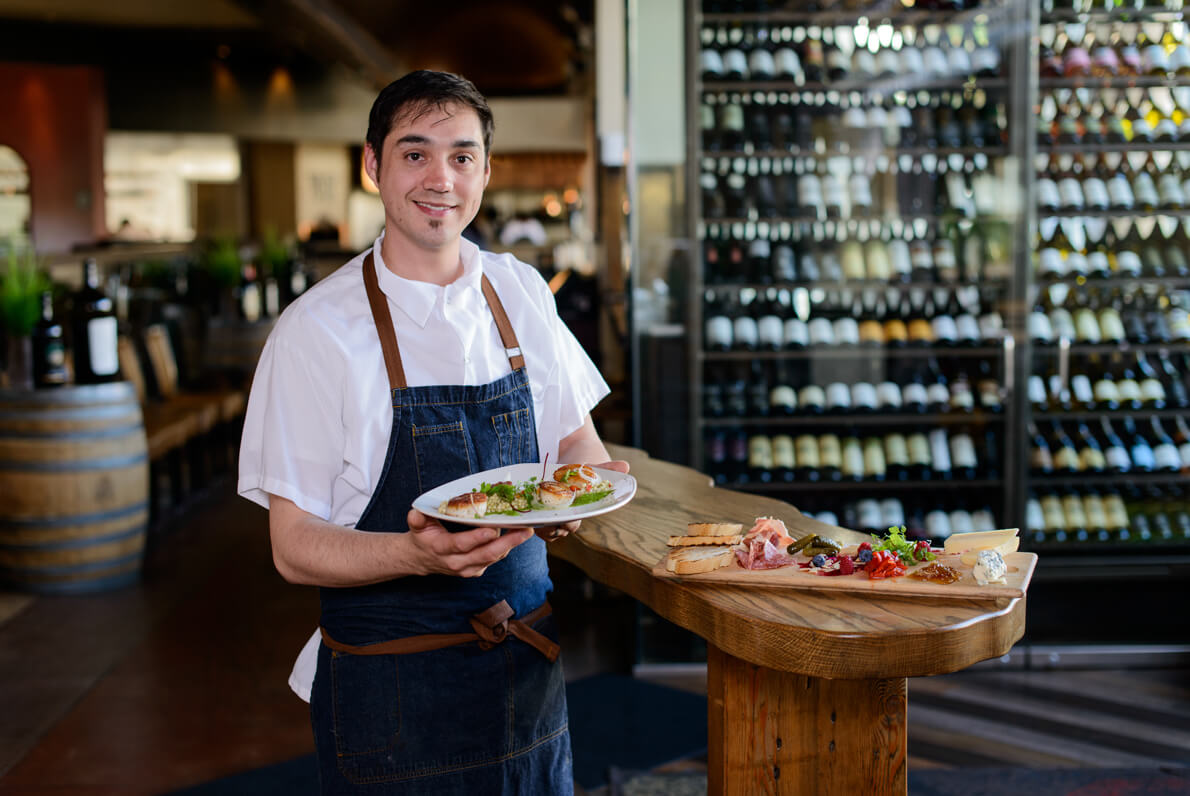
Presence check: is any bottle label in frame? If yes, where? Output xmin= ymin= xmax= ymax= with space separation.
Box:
xmin=1075 ymin=309 xmax=1101 ymax=343
xmin=929 ymin=429 xmax=952 ymax=472
xmin=808 ymin=317 xmax=834 ymax=346
xmin=956 ymin=314 xmax=981 ymax=343
xmin=931 ymin=314 xmax=958 ymax=343
xmin=86 ymin=316 xmax=119 ymax=376
xmin=706 ymin=316 xmax=733 ymax=348
xmin=1154 ymin=443 xmax=1181 ymax=471
xmin=1131 ymin=442 xmax=1156 ymax=471
xmin=796 ymin=435 xmax=820 ymax=468
xmin=1098 ymin=310 xmax=1125 ymax=342
xmin=1179 ymin=442 xmax=1190 ymax=468
xmin=1059 ymin=178 xmax=1084 ymax=209
xmin=1083 ymin=177 xmax=1109 ymax=209
xmin=1071 ymin=374 xmax=1094 ymax=404
xmin=758 ymin=316 xmax=784 ymax=348
xmin=1108 ymin=175 xmax=1134 ymax=208
xmin=858 ymin=501 xmax=883 ymax=530
xmin=723 ymin=49 xmax=749 ymax=77
xmin=908 ymin=433 xmax=931 ymax=466
xmin=884 ymin=434 xmax=909 ymax=465
xmin=1055 ymin=446 xmax=1080 ymax=471
xmin=902 ymin=382 xmax=928 ymax=407
xmin=784 ymin=318 xmax=809 ymax=347
xmin=950 ymin=384 xmax=974 ymax=411
xmin=1028 ymin=311 xmax=1053 ymax=343
xmin=949 ymin=433 xmax=977 ymax=468
xmin=1116 ymin=250 xmax=1142 ymax=275
xmin=927 ymin=382 xmax=950 ymax=407
xmin=1104 ymin=496 xmax=1129 ymax=530
xmin=1094 ymin=379 xmax=1120 ymax=404
xmin=842 ymin=441 xmax=865 ymax=476
xmin=979 ymin=379 xmax=1001 ymax=409
xmin=1026 ymin=499 xmax=1046 ymax=531
xmin=1042 ymin=496 xmax=1067 ymax=530
xmin=1028 ymin=374 xmax=1048 ymax=404
xmin=1038 ymin=178 xmax=1061 ymax=209
xmin=925 ymin=510 xmax=952 ymax=539
xmin=799 ymin=384 xmax=826 ymax=410
xmin=1117 ymin=379 xmax=1142 ymax=403
xmin=1062 ymin=495 xmax=1087 ymax=528
xmin=748 ymin=436 xmax=774 ymax=468
xmin=826 ymin=382 xmax=852 ymax=410
xmin=1038 ymin=247 xmax=1065 ymax=277
xmin=852 ymin=382 xmax=878 ymax=410
xmin=833 ymin=318 xmax=860 ymax=346
xmin=1084 ymin=495 xmax=1107 ymax=530
xmin=818 ymin=434 xmax=841 ymax=466
xmin=862 ymin=440 xmax=885 ymax=476
xmin=772 ymin=435 xmax=795 ymax=468
xmin=770 ymin=385 xmax=797 ymax=411
xmin=733 ymin=316 xmax=759 ymax=348
xmin=1106 ymin=445 xmax=1131 ymax=470
xmin=1140 ymin=378 xmax=1166 ymax=404
xmin=1079 ymin=447 xmax=1106 ymax=472
xmin=877 ymin=382 xmax=903 ymax=409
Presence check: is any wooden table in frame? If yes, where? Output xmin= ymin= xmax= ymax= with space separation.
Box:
xmin=551 ymin=445 xmax=1026 ymax=795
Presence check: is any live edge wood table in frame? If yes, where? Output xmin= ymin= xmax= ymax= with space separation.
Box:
xmin=550 ymin=445 xmax=1026 ymax=795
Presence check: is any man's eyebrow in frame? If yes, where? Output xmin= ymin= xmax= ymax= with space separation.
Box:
xmin=394 ymin=134 xmax=482 ymax=150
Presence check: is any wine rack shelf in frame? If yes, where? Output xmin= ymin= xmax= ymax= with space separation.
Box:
xmin=707 ymin=279 xmax=1013 ymax=291
xmin=1040 ymin=143 xmax=1190 ymax=154
xmin=701 ymin=411 xmax=1005 ymax=428
xmin=703 ymin=147 xmax=1010 ymax=160
xmin=702 ymin=6 xmax=1010 ymax=26
xmin=1036 ymin=277 xmax=1190 ymax=289
xmin=1040 ymin=77 xmax=1190 ymax=90
xmin=703 ymin=78 xmax=1010 ymax=94
xmin=1033 ymin=473 xmax=1190 ymax=487
xmin=707 ymin=213 xmax=1008 ymax=225
xmin=1034 ymin=409 xmax=1190 ymax=421
xmin=1032 ymin=342 xmax=1190 ymax=355
xmin=1040 ymin=208 xmax=1190 ymax=219
xmin=703 ymin=346 xmax=1006 ymax=361
xmin=728 ymin=478 xmax=1005 ymax=493
xmin=1041 ymin=9 xmax=1188 ymax=24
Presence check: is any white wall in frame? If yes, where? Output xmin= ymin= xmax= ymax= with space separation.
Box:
xmin=632 ymin=0 xmax=686 ymax=167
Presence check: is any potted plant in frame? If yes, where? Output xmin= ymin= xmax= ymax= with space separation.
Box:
xmin=0 ymin=247 xmax=49 ymax=390
xmin=201 ymin=237 xmax=242 ymax=318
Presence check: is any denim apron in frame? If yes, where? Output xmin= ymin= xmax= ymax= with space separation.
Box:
xmin=309 ymin=253 xmax=572 ymax=794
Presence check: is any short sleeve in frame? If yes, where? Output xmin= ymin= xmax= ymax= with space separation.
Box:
xmin=237 ymin=321 xmax=346 ymax=520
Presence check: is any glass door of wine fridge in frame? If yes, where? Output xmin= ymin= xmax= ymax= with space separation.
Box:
xmin=1028 ymin=1 xmax=1190 ymax=562
xmin=688 ymin=0 xmax=1032 ymax=543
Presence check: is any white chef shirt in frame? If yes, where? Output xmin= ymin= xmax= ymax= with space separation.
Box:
xmin=237 ymin=234 xmax=610 ymax=701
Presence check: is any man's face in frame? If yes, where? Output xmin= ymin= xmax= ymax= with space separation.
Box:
xmin=365 ymin=101 xmax=490 ymax=256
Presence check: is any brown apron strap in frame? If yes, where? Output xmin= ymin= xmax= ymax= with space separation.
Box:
xmin=481 ymin=275 xmax=526 ymax=371
xmin=362 ymin=253 xmax=527 ymax=390
xmin=362 ymin=252 xmax=407 ymax=390
xmin=320 ymin=600 xmax=558 ymax=661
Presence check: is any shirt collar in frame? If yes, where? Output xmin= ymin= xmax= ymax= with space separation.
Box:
xmin=371 ymin=234 xmax=485 ymax=328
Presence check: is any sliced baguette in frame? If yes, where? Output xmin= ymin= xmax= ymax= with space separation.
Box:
xmin=668 ymin=534 xmax=744 ymax=547
xmin=686 ymin=522 xmax=744 ymax=537
xmin=666 ymin=546 xmax=735 ymax=575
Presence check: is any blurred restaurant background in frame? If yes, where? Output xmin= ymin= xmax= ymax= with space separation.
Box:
xmin=1 ymin=0 xmax=1189 ymax=792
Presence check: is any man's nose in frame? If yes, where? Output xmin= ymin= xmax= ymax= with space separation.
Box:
xmin=423 ymin=159 xmax=452 ymax=192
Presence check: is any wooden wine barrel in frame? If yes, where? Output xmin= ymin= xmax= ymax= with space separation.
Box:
xmin=0 ymin=382 xmax=149 ymax=594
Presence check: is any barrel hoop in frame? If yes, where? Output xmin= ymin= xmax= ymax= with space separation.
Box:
xmin=0 ymin=521 xmax=147 ymax=552
xmin=0 ymin=548 xmax=143 ymax=577
xmin=0 ymin=382 xmax=135 ymax=405
xmin=0 ymin=501 xmax=149 ymax=531
xmin=0 ymin=421 xmax=145 ymax=441
xmin=0 ymin=568 xmax=140 ymax=595
xmin=0 ymin=452 xmax=148 ymax=472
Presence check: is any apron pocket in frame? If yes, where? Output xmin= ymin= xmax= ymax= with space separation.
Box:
xmin=330 ymin=651 xmax=401 ymax=759
xmin=490 ymin=407 xmax=533 ymax=467
xmin=411 ymin=421 xmax=475 ymax=495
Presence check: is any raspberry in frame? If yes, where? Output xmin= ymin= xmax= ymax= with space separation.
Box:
xmin=837 ymin=555 xmax=855 ymax=575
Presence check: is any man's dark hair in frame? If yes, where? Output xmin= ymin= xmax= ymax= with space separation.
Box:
xmin=366 ymin=70 xmax=494 ymax=168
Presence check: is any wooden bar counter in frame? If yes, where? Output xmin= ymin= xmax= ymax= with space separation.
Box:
xmin=551 ymin=445 xmax=1027 ymax=795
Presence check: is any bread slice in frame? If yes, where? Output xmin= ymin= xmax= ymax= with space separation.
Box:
xmin=668 ymin=535 xmax=743 ymax=547
xmin=666 ymin=546 xmax=734 ymax=575
xmin=686 ymin=522 xmax=744 ymax=537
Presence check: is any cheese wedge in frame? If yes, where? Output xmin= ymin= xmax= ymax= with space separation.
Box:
xmin=943 ymin=528 xmax=1018 ymax=555
xmin=960 ymin=536 xmax=1019 ymax=566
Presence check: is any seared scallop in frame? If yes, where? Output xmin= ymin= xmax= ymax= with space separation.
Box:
xmin=537 ymin=480 xmax=577 ymax=509
xmin=552 ymin=464 xmax=600 ymax=492
xmin=439 ymin=491 xmax=487 ymax=519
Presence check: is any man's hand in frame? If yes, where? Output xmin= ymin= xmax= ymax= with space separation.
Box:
xmin=535 ymin=459 xmax=630 ymax=542
xmin=406 ymin=509 xmax=535 ymax=577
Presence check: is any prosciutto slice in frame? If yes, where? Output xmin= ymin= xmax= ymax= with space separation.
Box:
xmin=734 ymin=517 xmax=798 ymax=570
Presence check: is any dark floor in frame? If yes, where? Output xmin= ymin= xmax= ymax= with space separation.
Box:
xmin=0 ymin=482 xmax=1186 ymax=794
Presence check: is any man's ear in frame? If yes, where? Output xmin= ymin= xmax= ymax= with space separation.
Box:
xmin=483 ymin=156 xmax=491 ymax=188
xmin=364 ymin=143 xmax=380 ymax=187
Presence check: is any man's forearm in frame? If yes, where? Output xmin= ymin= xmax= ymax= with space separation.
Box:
xmin=269 ymin=503 xmax=422 ymax=587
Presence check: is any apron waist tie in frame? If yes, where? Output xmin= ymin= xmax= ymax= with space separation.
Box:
xmin=319 ymin=600 xmax=560 ymax=662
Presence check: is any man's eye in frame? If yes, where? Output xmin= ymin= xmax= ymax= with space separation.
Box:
xmin=406 ymin=152 xmax=422 ymax=161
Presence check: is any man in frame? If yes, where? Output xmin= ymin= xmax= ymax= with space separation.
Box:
xmin=238 ymin=70 xmax=624 ymax=794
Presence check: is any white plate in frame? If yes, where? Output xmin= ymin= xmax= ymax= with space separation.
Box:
xmin=411 ymin=463 xmax=637 ymax=528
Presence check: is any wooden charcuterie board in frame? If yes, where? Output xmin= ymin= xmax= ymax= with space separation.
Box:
xmin=652 ymin=551 xmax=1038 ymax=600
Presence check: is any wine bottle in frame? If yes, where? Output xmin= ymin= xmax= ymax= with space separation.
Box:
xmin=1030 ymin=421 xmax=1054 ymax=477
xmin=928 ymin=428 xmax=953 ymax=481
xmin=1123 ymin=416 xmax=1155 ymax=474
xmin=30 ymin=291 xmax=68 ymax=388
xmin=769 ymin=360 xmax=796 ymax=416
xmin=772 ymin=433 xmax=796 ymax=483
xmin=795 ymin=432 xmax=820 ymax=482
xmin=71 ymin=258 xmax=120 ymax=385
xmin=907 ymin=428 xmax=932 ymax=480
xmin=748 ymin=434 xmax=774 ymax=483
xmin=950 ymin=425 xmax=978 ymax=480
xmin=705 ymin=290 xmax=733 ymax=351
xmin=1150 ymin=418 xmax=1182 ymax=474
xmin=884 ymin=432 xmax=910 ymax=481
xmin=818 ymin=432 xmax=842 ymax=482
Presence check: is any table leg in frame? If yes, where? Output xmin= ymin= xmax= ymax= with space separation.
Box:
xmin=707 ymin=643 xmax=907 ymax=796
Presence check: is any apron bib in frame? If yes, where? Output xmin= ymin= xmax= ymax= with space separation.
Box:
xmin=309 ymin=254 xmax=572 ymax=794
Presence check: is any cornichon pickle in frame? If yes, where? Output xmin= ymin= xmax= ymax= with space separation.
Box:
xmin=786 ymin=534 xmax=818 ymax=555
xmin=804 ymin=538 xmax=841 ymax=556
